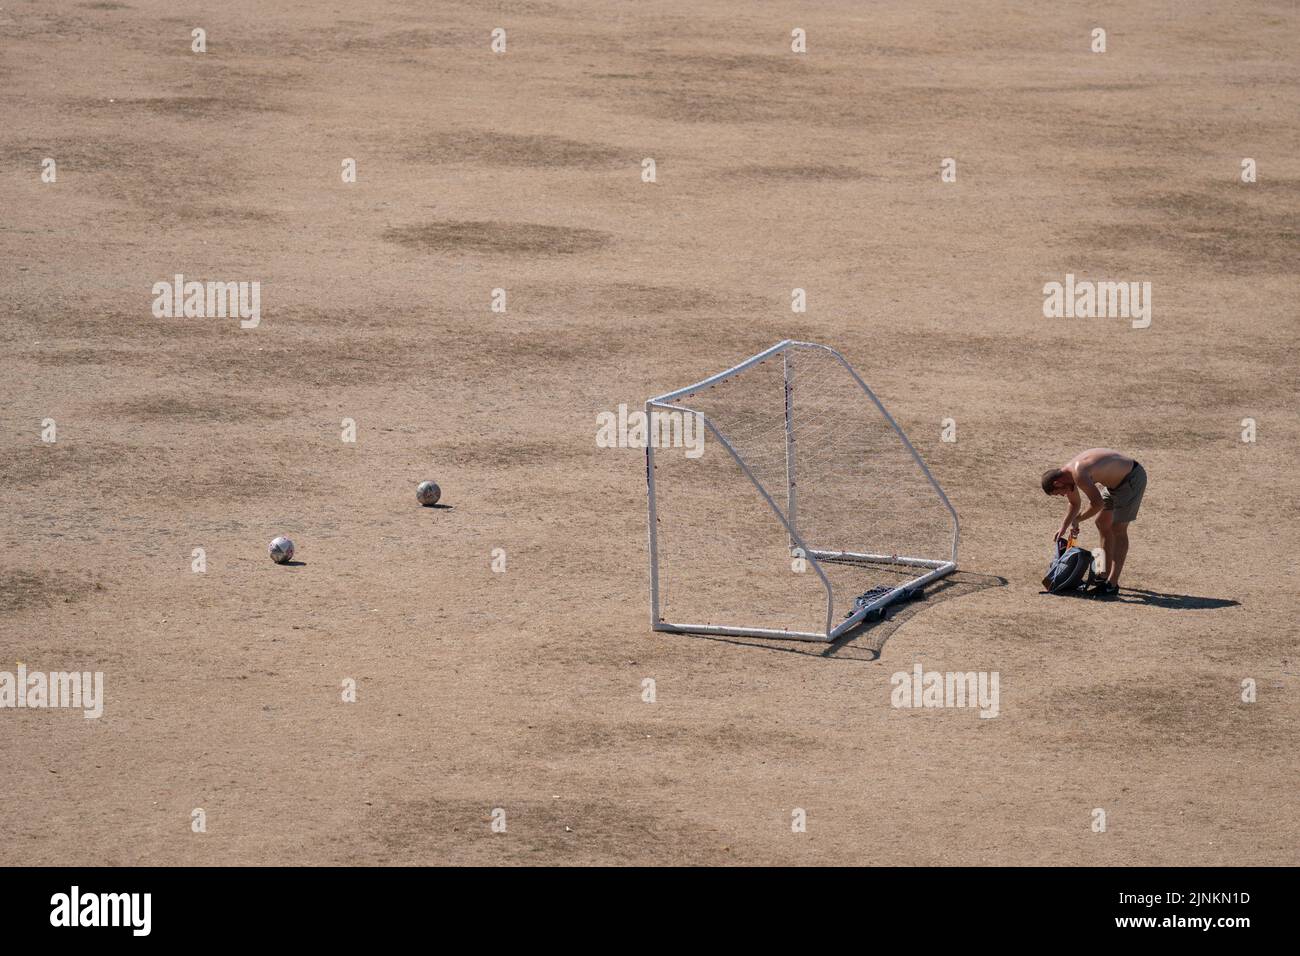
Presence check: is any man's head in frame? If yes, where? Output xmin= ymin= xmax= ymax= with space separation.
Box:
xmin=1041 ymin=468 xmax=1074 ymax=496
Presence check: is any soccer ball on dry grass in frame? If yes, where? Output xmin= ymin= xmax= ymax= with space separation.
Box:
xmin=268 ymin=536 xmax=295 ymax=564
xmin=416 ymin=481 xmax=442 ymax=507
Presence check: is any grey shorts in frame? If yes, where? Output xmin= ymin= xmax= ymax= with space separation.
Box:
xmin=1101 ymin=461 xmax=1147 ymax=523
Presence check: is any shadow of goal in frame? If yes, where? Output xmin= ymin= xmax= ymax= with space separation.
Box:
xmin=646 ymin=340 xmax=959 ymax=642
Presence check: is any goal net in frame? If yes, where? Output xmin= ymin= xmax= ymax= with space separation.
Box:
xmin=646 ymin=340 xmax=958 ymax=642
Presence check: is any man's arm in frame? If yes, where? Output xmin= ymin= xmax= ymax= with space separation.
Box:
xmin=1056 ymin=488 xmax=1081 ymax=540
xmin=1073 ymin=466 xmax=1106 ymax=525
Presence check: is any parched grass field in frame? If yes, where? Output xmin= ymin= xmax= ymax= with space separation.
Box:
xmin=0 ymin=0 xmax=1296 ymax=864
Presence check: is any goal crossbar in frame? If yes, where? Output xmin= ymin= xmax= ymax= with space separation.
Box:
xmin=645 ymin=340 xmax=959 ymax=643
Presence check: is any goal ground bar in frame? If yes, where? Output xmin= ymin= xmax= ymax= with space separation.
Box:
xmin=827 ymin=561 xmax=956 ymax=640
xmin=650 ymin=621 xmax=840 ymax=643
xmin=652 ymin=560 xmax=956 ymax=643
xmin=808 ymin=551 xmax=950 ymax=569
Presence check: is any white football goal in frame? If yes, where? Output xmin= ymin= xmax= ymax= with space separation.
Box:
xmin=645 ymin=340 xmax=958 ymax=642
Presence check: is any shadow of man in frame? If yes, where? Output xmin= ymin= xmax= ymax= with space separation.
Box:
xmin=1112 ymin=588 xmax=1239 ymax=610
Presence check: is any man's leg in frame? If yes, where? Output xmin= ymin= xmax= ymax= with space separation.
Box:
xmin=1107 ymin=520 xmax=1130 ymax=586
xmin=1096 ymin=509 xmax=1114 ymax=574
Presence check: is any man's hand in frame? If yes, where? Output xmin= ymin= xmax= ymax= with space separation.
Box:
xmin=1070 ymin=522 xmax=1080 ymax=538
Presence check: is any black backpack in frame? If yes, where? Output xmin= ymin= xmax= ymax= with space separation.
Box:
xmin=1042 ymin=538 xmax=1096 ymax=594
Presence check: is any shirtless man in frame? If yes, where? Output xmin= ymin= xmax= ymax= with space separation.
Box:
xmin=1040 ymin=449 xmax=1148 ymax=596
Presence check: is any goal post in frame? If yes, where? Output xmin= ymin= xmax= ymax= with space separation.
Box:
xmin=645 ymin=340 xmax=959 ymax=642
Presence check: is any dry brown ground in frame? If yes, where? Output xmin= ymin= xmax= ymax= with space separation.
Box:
xmin=1 ymin=0 xmax=1297 ymax=865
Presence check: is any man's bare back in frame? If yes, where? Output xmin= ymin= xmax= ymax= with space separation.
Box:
xmin=1063 ymin=448 xmax=1134 ymax=490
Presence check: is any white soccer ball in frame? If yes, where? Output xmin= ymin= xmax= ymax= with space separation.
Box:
xmin=416 ymin=480 xmax=441 ymax=507
xmin=269 ymin=536 xmax=295 ymax=564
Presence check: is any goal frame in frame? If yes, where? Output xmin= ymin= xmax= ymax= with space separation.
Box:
xmin=645 ymin=340 xmax=959 ymax=642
